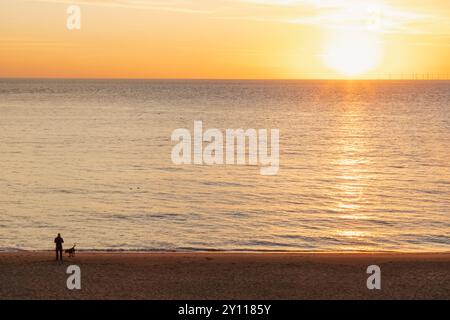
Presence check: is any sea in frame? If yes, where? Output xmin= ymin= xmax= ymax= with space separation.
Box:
xmin=0 ymin=79 xmax=449 ymax=252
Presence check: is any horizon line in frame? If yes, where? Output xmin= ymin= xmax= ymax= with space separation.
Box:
xmin=1 ymin=77 xmax=449 ymax=81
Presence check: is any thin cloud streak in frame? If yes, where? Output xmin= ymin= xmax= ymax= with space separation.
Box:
xmin=19 ymin=0 xmax=216 ymax=14
xmin=18 ymin=0 xmax=448 ymax=35
xmin=233 ymin=0 xmax=443 ymax=34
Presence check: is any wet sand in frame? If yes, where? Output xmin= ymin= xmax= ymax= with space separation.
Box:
xmin=0 ymin=252 xmax=448 ymax=300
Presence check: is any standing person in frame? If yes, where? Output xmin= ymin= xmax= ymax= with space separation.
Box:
xmin=54 ymin=233 xmax=64 ymax=261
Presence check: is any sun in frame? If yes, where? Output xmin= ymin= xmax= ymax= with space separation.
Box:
xmin=323 ymin=31 xmax=382 ymax=77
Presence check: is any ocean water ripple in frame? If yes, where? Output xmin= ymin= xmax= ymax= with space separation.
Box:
xmin=0 ymin=79 xmax=449 ymax=252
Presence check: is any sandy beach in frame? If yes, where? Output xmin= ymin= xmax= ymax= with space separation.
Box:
xmin=0 ymin=252 xmax=448 ymax=300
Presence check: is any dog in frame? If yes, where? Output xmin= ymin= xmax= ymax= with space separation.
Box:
xmin=65 ymin=244 xmax=76 ymax=258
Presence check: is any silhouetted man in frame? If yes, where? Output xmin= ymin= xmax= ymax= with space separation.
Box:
xmin=55 ymin=233 xmax=64 ymax=261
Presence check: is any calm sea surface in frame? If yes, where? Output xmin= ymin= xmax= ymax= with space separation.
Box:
xmin=0 ymin=79 xmax=449 ymax=252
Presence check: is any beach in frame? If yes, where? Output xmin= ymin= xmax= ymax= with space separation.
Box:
xmin=0 ymin=252 xmax=448 ymax=300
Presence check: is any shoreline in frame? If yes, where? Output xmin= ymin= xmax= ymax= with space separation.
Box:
xmin=0 ymin=251 xmax=449 ymax=299
xmin=1 ymin=249 xmax=450 ymax=254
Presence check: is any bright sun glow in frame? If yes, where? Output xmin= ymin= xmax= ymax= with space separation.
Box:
xmin=323 ymin=31 xmax=382 ymax=77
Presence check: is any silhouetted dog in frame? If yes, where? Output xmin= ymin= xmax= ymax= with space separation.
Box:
xmin=65 ymin=244 xmax=76 ymax=258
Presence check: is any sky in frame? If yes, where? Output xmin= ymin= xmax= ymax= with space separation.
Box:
xmin=1 ymin=0 xmax=449 ymax=79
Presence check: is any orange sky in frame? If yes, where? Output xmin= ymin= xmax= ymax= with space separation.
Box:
xmin=1 ymin=0 xmax=449 ymax=79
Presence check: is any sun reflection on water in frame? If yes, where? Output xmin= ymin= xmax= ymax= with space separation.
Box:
xmin=331 ymin=98 xmax=372 ymax=244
